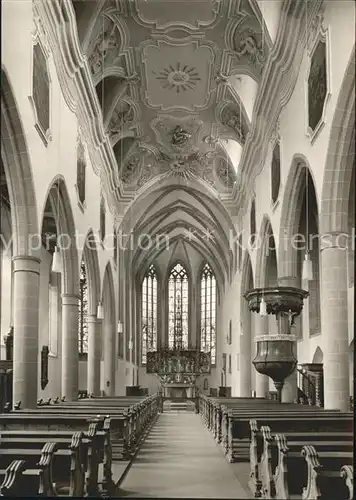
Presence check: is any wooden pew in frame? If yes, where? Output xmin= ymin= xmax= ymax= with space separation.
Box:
xmin=252 ymin=423 xmax=353 ymax=499
xmin=6 ymin=409 xmax=130 ymax=460
xmin=300 ymin=445 xmax=353 ymax=500
xmin=0 ymin=424 xmax=108 ymax=496
xmin=1 ymin=393 xmax=159 ymax=460
xmin=223 ymin=407 xmax=350 ymax=462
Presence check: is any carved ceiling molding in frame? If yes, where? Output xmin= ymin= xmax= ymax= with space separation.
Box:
xmin=130 ymin=0 xmax=223 ymax=32
xmin=215 ymin=99 xmax=250 ymax=146
xmin=140 ymin=38 xmax=217 ymax=112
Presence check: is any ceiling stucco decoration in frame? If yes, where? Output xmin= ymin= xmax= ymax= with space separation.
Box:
xmin=150 ymin=115 xmax=203 ymax=155
xmin=131 ymin=0 xmax=223 ymax=32
xmin=72 ymin=0 xmax=273 ymax=213
xmin=216 ymin=100 xmax=250 ymax=145
xmin=142 ymin=39 xmax=217 ymax=112
xmin=87 ymin=21 xmax=121 ymax=77
xmin=215 ymin=156 xmax=237 ymax=192
xmin=108 ymin=99 xmax=139 ymax=145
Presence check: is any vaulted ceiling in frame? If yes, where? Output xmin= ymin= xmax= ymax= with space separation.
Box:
xmin=71 ymin=0 xmax=282 ymax=283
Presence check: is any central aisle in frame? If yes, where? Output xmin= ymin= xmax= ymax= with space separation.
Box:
xmin=119 ymin=412 xmax=247 ymax=498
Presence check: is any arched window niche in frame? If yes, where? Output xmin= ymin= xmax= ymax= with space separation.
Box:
xmin=141 ymin=264 xmax=158 ymax=364
xmin=200 ymin=263 xmax=216 ymax=365
xmin=250 ymin=198 xmax=256 ymax=247
xmin=271 ymin=142 xmax=281 ymax=206
xmin=168 ymin=263 xmax=189 ymax=350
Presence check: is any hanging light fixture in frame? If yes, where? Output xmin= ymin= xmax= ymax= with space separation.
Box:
xmin=259 ymin=295 xmax=267 ymax=317
xmin=302 ymin=252 xmax=313 ymax=281
xmin=117 ymin=321 xmax=123 ymax=334
xmin=302 ymin=165 xmax=313 ymax=281
xmin=97 ymin=301 xmax=104 ymax=320
xmin=128 ymin=338 xmax=133 ymax=350
xmin=52 ymin=246 xmax=62 ymax=273
xmin=52 ymin=182 xmax=62 ymax=273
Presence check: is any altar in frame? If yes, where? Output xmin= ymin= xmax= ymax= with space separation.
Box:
xmin=146 ymin=348 xmax=211 ymax=406
xmin=161 ymin=382 xmax=196 ymax=399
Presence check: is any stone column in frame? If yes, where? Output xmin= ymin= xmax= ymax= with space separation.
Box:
xmin=87 ymin=315 xmax=101 ymax=397
xmin=254 ymin=314 xmax=269 ymax=398
xmin=12 ymin=256 xmax=40 ymax=409
xmin=240 ymin=301 xmax=251 ymax=397
xmin=61 ymin=294 xmax=79 ymax=401
xmin=320 ymin=233 xmax=349 ymax=411
xmin=103 ymin=313 xmax=115 ymax=396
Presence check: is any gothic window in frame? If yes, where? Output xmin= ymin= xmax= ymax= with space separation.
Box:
xmin=100 ymin=194 xmax=106 ymax=243
xmin=250 ymin=199 xmax=256 ymax=246
xmin=32 ymin=42 xmax=50 ymax=140
xmin=78 ymin=261 xmax=88 ymax=354
xmin=271 ymin=142 xmax=281 ymax=204
xmin=141 ymin=265 xmax=158 ymax=364
xmin=200 ymin=263 xmax=216 ymax=364
xmin=76 ymin=139 xmax=86 ymax=206
xmin=168 ymin=263 xmax=189 ymax=350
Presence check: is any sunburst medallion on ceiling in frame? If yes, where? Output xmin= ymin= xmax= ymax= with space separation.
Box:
xmin=154 ymin=62 xmax=201 ymax=93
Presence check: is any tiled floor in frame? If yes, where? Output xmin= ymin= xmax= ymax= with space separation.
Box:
xmin=119 ymin=412 xmax=248 ymax=498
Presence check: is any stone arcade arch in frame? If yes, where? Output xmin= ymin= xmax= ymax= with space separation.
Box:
xmin=41 ymin=176 xmax=80 ymax=401
xmin=319 ymin=46 xmax=355 ymax=411
xmin=278 ymin=157 xmax=321 ymax=402
xmin=1 ymin=68 xmax=40 ymax=409
xmin=81 ymin=230 xmax=101 ymax=396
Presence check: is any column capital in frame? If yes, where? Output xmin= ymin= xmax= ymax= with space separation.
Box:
xmin=320 ymin=232 xmax=348 ymax=251
xmin=61 ymin=294 xmax=79 ymax=306
xmin=12 ymin=255 xmax=41 ymax=274
xmin=86 ymin=314 xmax=102 ymax=325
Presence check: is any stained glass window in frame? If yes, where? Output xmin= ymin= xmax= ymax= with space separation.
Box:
xmin=200 ymin=263 xmax=216 ymax=364
xmin=78 ymin=260 xmax=88 ymax=354
xmin=168 ymin=263 xmax=189 ymax=350
xmin=141 ymin=264 xmax=157 ymax=364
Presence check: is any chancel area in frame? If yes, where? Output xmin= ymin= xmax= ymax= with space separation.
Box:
xmin=0 ymin=0 xmax=354 ymax=498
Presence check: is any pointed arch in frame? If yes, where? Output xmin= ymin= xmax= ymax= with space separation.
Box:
xmin=278 ymin=155 xmax=319 ymax=281
xmin=41 ymin=176 xmax=79 ymax=295
xmin=320 ymin=45 xmax=355 ymax=234
xmin=255 ymin=215 xmax=278 ymax=287
xmin=1 ymin=67 xmax=39 ymax=256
